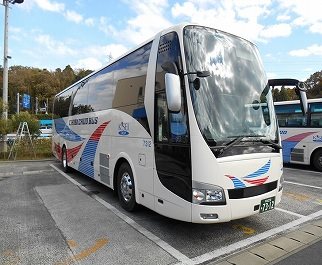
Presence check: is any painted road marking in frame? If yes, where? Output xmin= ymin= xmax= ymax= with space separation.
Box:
xmin=232 ymin=224 xmax=256 ymax=235
xmin=283 ymin=191 xmax=311 ymax=202
xmin=283 ymin=191 xmax=321 ymax=205
xmin=275 ymin=207 xmax=306 ymax=218
xmin=1 ymin=250 xmax=20 ymax=265
xmin=285 ymin=181 xmax=322 ymax=190
xmin=284 ymin=167 xmax=322 ymax=175
xmin=67 ymin=240 xmax=78 ymax=249
xmin=56 ymin=238 xmax=108 ymax=265
xmin=176 ymin=210 xmax=322 ymax=265
xmin=51 ymin=164 xmax=194 ymax=265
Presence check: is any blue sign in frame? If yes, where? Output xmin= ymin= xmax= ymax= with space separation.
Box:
xmin=22 ymin=94 xmax=31 ymax=109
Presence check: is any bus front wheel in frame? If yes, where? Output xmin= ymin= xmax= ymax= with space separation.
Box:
xmin=117 ymin=163 xmax=137 ymax=211
xmin=312 ymin=149 xmax=322 ymax=172
xmin=62 ymin=146 xmax=70 ymax=173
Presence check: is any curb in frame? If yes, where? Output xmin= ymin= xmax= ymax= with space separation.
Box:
xmin=0 ymin=169 xmax=55 ymax=177
xmin=211 ymin=218 xmax=322 ymax=265
xmin=0 ymin=158 xmax=56 ymax=164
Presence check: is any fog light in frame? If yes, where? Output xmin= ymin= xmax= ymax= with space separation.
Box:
xmin=200 ymin=213 xmax=218 ymax=220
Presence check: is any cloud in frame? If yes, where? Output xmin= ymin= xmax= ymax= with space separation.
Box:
xmin=72 ymin=44 xmax=128 ymax=70
xmin=289 ymin=44 xmax=322 ymax=57
xmin=33 ymin=0 xmax=64 ymax=13
xmin=170 ymin=0 xmax=287 ymax=42
xmin=32 ymin=0 xmax=94 ymax=26
xmin=65 ymin=10 xmax=83 ymax=24
xmin=85 ymin=18 xmax=95 ymax=27
xmin=83 ymin=44 xmax=128 ymax=60
xmin=276 ymin=14 xmax=291 ymax=22
xmin=35 ymin=34 xmax=76 ymax=56
xmin=260 ymin=23 xmax=292 ymax=38
xmin=73 ymin=57 xmax=102 ymax=70
xmin=100 ymin=0 xmax=172 ymax=45
xmin=277 ymin=0 xmax=322 ymax=34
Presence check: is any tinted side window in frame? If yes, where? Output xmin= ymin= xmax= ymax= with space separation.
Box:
xmin=86 ymin=64 xmax=116 ymax=111
xmin=54 ymin=87 xmax=75 ymax=118
xmin=310 ymin=102 xmax=322 ymax=127
xmin=113 ymin=43 xmax=152 ymax=112
xmin=275 ymin=104 xmax=307 ymax=127
xmin=72 ymin=81 xmax=92 ymax=115
xmin=87 ymin=42 xmax=152 ymax=132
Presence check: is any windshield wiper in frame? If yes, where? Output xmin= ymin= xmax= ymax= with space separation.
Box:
xmin=210 ymin=136 xmax=245 ymax=156
xmin=210 ymin=135 xmax=281 ymax=156
xmin=258 ymin=139 xmax=282 ymax=150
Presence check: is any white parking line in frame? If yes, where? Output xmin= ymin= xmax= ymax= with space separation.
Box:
xmin=284 ymin=181 xmax=322 ymax=190
xmin=178 ymin=210 xmax=322 ymax=265
xmin=284 ymin=167 xmax=322 ymax=175
xmin=275 ymin=207 xmax=306 ymax=218
xmin=50 ymin=164 xmax=194 ymax=265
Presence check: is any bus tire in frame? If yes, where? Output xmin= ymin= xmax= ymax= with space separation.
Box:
xmin=312 ymin=149 xmax=322 ymax=172
xmin=117 ymin=163 xmax=137 ymax=211
xmin=62 ymin=146 xmax=70 ymax=173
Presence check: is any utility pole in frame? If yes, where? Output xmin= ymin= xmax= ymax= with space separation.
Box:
xmin=2 ymin=0 xmax=10 ymax=152
xmin=35 ymin=97 xmax=38 ymax=114
xmin=2 ymin=0 xmax=9 ymax=120
xmin=16 ymin=92 xmax=19 ymax=113
xmin=1 ymin=0 xmax=24 ymax=152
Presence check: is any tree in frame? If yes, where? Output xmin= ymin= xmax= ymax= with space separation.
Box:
xmin=305 ymin=70 xmax=322 ymax=98
xmin=10 ymin=112 xmax=40 ymax=137
xmin=74 ymin=69 xmax=93 ymax=82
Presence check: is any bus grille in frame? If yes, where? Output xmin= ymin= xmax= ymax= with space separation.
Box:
xmin=228 ymin=181 xmax=278 ymax=199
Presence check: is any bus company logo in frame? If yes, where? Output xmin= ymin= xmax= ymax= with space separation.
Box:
xmin=313 ymin=134 xmax=322 ymax=142
xmin=118 ymin=122 xmax=129 ymax=136
xmin=69 ymin=117 xmax=98 ymax=126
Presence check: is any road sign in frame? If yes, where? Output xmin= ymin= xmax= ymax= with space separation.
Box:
xmin=22 ymin=94 xmax=30 ymax=109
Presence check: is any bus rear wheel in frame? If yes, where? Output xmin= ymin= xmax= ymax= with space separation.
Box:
xmin=312 ymin=149 xmax=322 ymax=172
xmin=117 ymin=163 xmax=137 ymax=211
xmin=61 ymin=146 xmax=70 ymax=173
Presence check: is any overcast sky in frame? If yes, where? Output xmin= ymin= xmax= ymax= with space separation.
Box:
xmin=1 ymin=0 xmax=321 ymax=81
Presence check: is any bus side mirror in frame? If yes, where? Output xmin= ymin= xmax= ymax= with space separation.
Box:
xmin=165 ymin=73 xmax=181 ymax=112
xmin=296 ymin=82 xmax=308 ymax=114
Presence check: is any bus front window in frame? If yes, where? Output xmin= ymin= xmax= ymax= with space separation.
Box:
xmin=183 ymin=26 xmax=278 ymax=147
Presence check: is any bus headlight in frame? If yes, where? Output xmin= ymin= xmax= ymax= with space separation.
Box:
xmin=192 ymin=186 xmax=226 ymax=205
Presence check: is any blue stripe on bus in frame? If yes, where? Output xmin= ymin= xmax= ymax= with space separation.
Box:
xmin=244 ymin=160 xmax=271 ymax=179
xmin=54 ymin=118 xmax=84 ymax=142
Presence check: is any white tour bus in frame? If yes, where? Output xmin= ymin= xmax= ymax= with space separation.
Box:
xmin=52 ymin=24 xmax=307 ymax=223
xmin=274 ymin=98 xmax=322 ymax=171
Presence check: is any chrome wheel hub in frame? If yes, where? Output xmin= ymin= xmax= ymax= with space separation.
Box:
xmin=62 ymin=151 xmax=67 ymax=168
xmin=120 ymin=172 xmax=132 ymax=202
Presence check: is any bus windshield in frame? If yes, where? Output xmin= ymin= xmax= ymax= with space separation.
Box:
xmin=183 ymin=26 xmax=278 ymax=146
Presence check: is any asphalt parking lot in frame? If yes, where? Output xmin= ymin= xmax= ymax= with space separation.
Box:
xmin=0 ymin=160 xmax=321 ymax=265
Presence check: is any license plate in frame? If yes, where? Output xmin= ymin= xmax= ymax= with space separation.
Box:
xmin=259 ymin=196 xmax=275 ymax=213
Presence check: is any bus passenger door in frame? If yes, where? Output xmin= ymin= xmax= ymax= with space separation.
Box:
xmin=154 ymin=32 xmax=192 ymax=221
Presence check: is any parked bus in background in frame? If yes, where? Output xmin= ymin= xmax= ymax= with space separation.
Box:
xmin=274 ymin=98 xmax=322 ymax=171
xmin=52 ymin=24 xmax=307 ymax=223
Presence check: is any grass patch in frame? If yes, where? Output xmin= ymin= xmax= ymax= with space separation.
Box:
xmin=0 ymin=138 xmax=54 ymax=160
